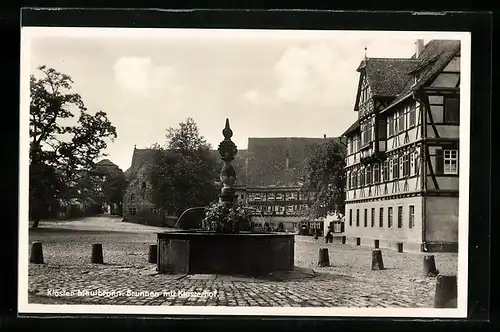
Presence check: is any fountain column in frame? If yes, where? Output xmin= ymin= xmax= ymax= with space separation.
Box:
xmin=218 ymin=118 xmax=238 ymax=207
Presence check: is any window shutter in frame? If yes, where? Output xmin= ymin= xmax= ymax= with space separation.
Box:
xmin=435 ymin=148 xmax=444 ymax=175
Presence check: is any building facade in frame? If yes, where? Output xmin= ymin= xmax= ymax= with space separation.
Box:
xmin=343 ymin=39 xmax=460 ymax=252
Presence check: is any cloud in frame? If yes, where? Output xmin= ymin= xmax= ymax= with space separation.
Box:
xmin=113 ymin=56 xmax=182 ymax=94
xmin=272 ymin=43 xmax=358 ymax=107
xmin=243 ymin=89 xmax=276 ymax=106
xmin=243 ymin=90 xmax=261 ymax=104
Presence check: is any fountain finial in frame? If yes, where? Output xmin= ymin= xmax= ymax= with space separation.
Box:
xmin=223 ymin=118 xmax=233 ymax=140
xmin=218 ymin=118 xmax=238 ymax=206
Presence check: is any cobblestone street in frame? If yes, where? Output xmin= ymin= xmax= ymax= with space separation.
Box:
xmin=27 ymin=216 xmax=458 ymax=308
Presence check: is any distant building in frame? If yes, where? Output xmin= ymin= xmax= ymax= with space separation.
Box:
xmin=244 ymin=137 xmax=344 ymax=234
xmin=91 ymin=159 xmax=124 ymax=215
xmin=123 ymin=136 xmax=346 ymax=233
xmin=342 ymin=39 xmax=460 ymax=252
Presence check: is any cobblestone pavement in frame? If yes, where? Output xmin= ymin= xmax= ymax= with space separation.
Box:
xmin=27 ymin=217 xmax=458 ymax=308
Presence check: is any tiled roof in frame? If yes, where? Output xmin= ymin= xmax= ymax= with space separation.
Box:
xmin=342 ymin=39 xmax=461 ymax=135
xmin=246 ymin=137 xmax=344 ymax=187
xmin=125 ymin=137 xmax=345 ymax=188
xmin=381 ymin=40 xmax=460 ymax=113
xmin=359 ymin=58 xmax=419 ymax=97
xmin=124 ymin=147 xmax=248 ymax=185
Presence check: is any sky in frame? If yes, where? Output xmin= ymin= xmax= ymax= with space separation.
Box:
xmin=26 ymin=29 xmax=430 ymax=171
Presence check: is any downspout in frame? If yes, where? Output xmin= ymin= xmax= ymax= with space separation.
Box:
xmin=412 ymin=91 xmax=427 ymax=252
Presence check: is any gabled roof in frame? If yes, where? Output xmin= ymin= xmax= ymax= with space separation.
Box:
xmin=342 ymin=119 xmax=360 ymax=137
xmin=381 ymin=40 xmax=460 ymax=113
xmin=358 ymin=57 xmax=419 ymax=98
xmin=124 ymin=148 xmax=157 ymax=179
xmin=95 ymin=159 xmax=119 ymax=168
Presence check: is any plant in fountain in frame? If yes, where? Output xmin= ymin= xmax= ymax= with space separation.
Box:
xmin=202 ymin=201 xmax=252 ymax=233
xmin=201 ymin=118 xmax=254 ymax=233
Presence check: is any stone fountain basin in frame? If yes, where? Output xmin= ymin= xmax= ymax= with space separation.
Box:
xmin=157 ymin=230 xmax=295 ymax=276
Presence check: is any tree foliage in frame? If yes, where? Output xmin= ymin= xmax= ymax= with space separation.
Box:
xmin=149 ymin=118 xmax=218 ymax=216
xmin=29 ymin=65 xmax=117 ymax=226
xmin=301 ymin=139 xmax=346 ymax=219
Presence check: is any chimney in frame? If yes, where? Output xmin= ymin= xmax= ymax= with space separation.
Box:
xmin=323 ymin=134 xmax=327 ymax=139
xmin=416 ymin=39 xmax=425 ymax=58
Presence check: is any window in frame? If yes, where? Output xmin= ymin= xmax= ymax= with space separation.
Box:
xmin=286 ymin=192 xmax=298 ymax=201
xmin=409 ymin=105 xmax=417 ymax=127
xmin=130 ymin=194 xmax=135 ymax=202
xmin=374 ymin=164 xmax=380 ymax=183
xmin=392 ymin=156 xmax=399 ymax=179
xmin=388 ymin=207 xmax=393 ymax=227
xmin=356 ymin=209 xmax=360 ymax=227
xmin=349 ymin=209 xmax=353 ymax=226
xmin=402 ymin=153 xmax=410 ymax=177
xmin=371 ymin=208 xmax=375 ymax=227
xmin=379 ymin=207 xmax=384 ymax=227
xmin=378 ymin=119 xmax=387 ymax=140
xmin=364 ymin=209 xmax=368 ymax=227
xmin=444 ymin=149 xmax=459 ymax=174
xmin=287 ymin=205 xmax=295 ymax=213
xmin=410 ymin=152 xmax=416 ymax=176
xmin=436 ymin=149 xmax=459 ymax=175
xmin=382 ymin=161 xmax=389 ymax=181
xmin=389 ymin=159 xmax=394 ymax=180
xmin=366 ymin=166 xmax=372 ymax=185
xmin=399 ymin=155 xmax=404 ymax=178
xmin=128 ymin=206 xmax=137 ymax=216
xmin=398 ymin=110 xmax=405 ymax=132
xmin=388 ymin=117 xmax=394 ymax=136
xmin=267 ymin=193 xmax=275 ymax=201
xmin=333 ymin=222 xmax=342 ymax=233
xmin=397 ymin=206 xmax=403 ymax=228
xmin=361 ymin=119 xmax=374 ymax=146
xmin=276 ymin=193 xmax=284 ymax=201
xmin=409 ymin=205 xmax=415 ymax=229
xmin=413 ymin=151 xmax=420 ymax=175
xmin=359 ymin=167 xmax=365 ymax=187
xmin=444 ymin=97 xmax=459 ymax=124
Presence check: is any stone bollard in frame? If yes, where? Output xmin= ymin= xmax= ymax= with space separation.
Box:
xmin=318 ymin=248 xmax=330 ymax=267
xmin=434 ymin=275 xmax=457 ymax=308
xmin=29 ymin=241 xmax=44 ymax=264
xmin=341 ymin=236 xmax=346 ymax=244
xmin=91 ymin=244 xmax=104 ymax=264
xmin=374 ymin=239 xmax=379 ymax=249
xmin=423 ymin=255 xmax=439 ymax=276
xmin=371 ymin=249 xmax=384 ymax=270
xmin=148 ymin=244 xmax=157 ymax=264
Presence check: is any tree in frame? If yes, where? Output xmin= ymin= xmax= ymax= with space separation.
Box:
xmin=29 ymin=65 xmax=117 ymax=228
xmin=301 ymin=139 xmax=346 ymax=220
xmin=149 ymin=118 xmax=218 ymax=217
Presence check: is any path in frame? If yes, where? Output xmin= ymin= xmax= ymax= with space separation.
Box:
xmin=27 ymin=216 xmax=458 ymax=308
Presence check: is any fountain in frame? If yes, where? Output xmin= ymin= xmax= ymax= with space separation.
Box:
xmin=156 ymin=119 xmax=296 ymax=276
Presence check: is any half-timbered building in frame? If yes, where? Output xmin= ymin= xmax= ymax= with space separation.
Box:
xmin=342 ymin=39 xmax=460 ymax=252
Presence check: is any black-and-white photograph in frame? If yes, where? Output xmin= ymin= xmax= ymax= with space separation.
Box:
xmin=19 ymin=26 xmax=470 ymax=317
